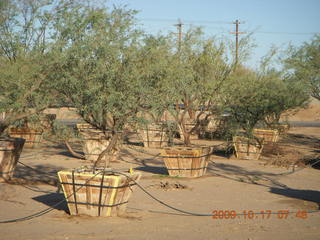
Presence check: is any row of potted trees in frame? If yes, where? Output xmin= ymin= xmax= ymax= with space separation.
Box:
xmin=0 ymin=1 xmax=309 ymax=217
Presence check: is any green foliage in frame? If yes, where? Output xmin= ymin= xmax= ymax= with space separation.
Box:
xmin=221 ymin=65 xmax=308 ymax=138
xmin=0 ymin=0 xmax=54 ymax=135
xmin=0 ymin=0 xmax=310 ymax=150
xmin=144 ymin=28 xmax=232 ymax=145
xmin=284 ymin=34 xmax=320 ymax=100
xmin=137 ymin=35 xmax=176 ymax=122
xmin=50 ymin=3 xmax=144 ymax=134
xmin=51 ymin=121 xmax=79 ymax=141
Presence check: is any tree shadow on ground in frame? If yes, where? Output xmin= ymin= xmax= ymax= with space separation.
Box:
xmin=123 ymin=139 xmax=144 ymax=147
xmin=121 ymin=148 xmax=162 ymax=164
xmin=207 ymin=161 xmax=289 ymax=188
xmin=123 ymin=132 xmax=144 ymax=147
xmin=301 ymin=155 xmax=320 ymax=170
xmin=120 ymin=148 xmax=168 ymax=175
xmin=208 ymin=160 xmax=320 ymax=209
xmin=33 ymin=193 xmax=69 ymax=213
xmin=280 ymin=133 xmax=320 ymax=150
xmin=134 ymin=165 xmax=168 ymax=175
xmin=13 ymin=163 xmax=63 ymax=186
xmin=269 ymin=187 xmax=320 ymax=209
xmin=211 ymin=149 xmax=234 ymax=158
xmin=23 ymin=140 xmax=85 ymax=160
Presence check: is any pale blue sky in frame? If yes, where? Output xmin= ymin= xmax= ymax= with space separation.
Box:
xmin=107 ymin=0 xmax=320 ymax=68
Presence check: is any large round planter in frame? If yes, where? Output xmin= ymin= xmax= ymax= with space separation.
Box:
xmin=77 ymin=124 xmax=116 ymax=163
xmin=58 ymin=168 xmax=141 ymax=217
xmin=160 ymin=146 xmax=211 ymax=178
xmin=0 ymin=137 xmax=25 ymax=182
xmin=8 ymin=127 xmax=43 ymax=148
xmin=233 ymin=136 xmax=264 ymax=160
xmin=138 ymin=123 xmax=168 ymax=148
xmin=253 ymin=129 xmax=279 ymax=143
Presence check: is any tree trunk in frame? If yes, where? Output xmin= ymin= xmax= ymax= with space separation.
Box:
xmin=65 ymin=140 xmax=85 ymax=159
xmin=187 ymin=108 xmax=195 ymax=120
xmin=183 ymin=131 xmax=191 ymax=146
xmin=94 ymin=132 xmax=119 ymax=169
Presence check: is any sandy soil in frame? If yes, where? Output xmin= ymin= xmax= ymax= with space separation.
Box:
xmin=0 ymin=125 xmax=319 ymax=240
xmin=284 ymin=97 xmax=320 ymax=122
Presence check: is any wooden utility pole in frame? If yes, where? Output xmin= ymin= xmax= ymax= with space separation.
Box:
xmin=174 ymin=20 xmax=183 ymax=52
xmin=230 ymin=19 xmax=245 ymax=65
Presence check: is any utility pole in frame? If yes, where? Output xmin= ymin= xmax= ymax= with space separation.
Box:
xmin=230 ymin=19 xmax=245 ymax=65
xmin=174 ymin=19 xmax=183 ymax=52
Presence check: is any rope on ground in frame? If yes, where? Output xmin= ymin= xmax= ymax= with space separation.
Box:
xmin=17 ymin=161 xmax=58 ymax=178
xmin=0 ymin=146 xmax=319 ymax=223
xmin=113 ymin=171 xmax=320 ymax=217
xmin=1 ymin=168 xmax=319 ymax=224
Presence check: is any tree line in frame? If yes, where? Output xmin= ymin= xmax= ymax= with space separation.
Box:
xmin=0 ymin=0 xmax=318 ymax=149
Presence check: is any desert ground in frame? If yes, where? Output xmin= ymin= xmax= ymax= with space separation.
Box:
xmin=0 ymin=100 xmax=319 ymax=240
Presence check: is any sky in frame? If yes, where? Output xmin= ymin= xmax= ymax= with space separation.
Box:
xmin=106 ymin=0 xmax=320 ymax=69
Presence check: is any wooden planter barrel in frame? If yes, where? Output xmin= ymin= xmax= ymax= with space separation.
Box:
xmin=233 ymin=136 xmax=264 ymax=160
xmin=58 ymin=168 xmax=141 ymax=217
xmin=253 ymin=129 xmax=279 ymax=143
xmin=9 ymin=127 xmax=43 ymax=148
xmin=138 ymin=124 xmax=168 ymax=148
xmin=0 ymin=138 xmax=25 ymax=182
xmin=160 ymin=146 xmax=211 ymax=178
xmin=76 ymin=124 xmax=114 ymax=162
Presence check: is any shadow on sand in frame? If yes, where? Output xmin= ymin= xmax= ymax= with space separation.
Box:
xmin=33 ymin=192 xmax=69 ymax=213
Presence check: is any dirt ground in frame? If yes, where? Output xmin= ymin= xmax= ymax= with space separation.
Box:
xmin=284 ymin=97 xmax=320 ymax=122
xmin=0 ymin=123 xmax=319 ymax=240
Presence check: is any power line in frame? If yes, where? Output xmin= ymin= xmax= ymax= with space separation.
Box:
xmin=138 ymin=18 xmax=320 ymax=36
xmin=139 ymin=18 xmax=231 ymax=25
xmin=255 ymin=31 xmax=319 ymax=35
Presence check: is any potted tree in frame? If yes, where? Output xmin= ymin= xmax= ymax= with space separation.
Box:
xmin=223 ymin=64 xmax=308 ymax=160
xmin=146 ymin=29 xmax=232 ymax=177
xmin=8 ymin=115 xmax=47 ymax=148
xmin=75 ymin=123 xmax=120 ymax=163
xmin=51 ymin=3 xmax=143 ymax=216
xmin=0 ymin=0 xmax=53 ymax=181
xmin=134 ymin=35 xmax=179 ymax=148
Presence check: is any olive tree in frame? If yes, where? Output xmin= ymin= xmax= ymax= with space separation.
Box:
xmin=284 ymin=34 xmax=320 ymax=100
xmin=0 ymin=0 xmax=54 ymax=135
